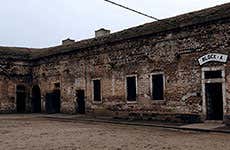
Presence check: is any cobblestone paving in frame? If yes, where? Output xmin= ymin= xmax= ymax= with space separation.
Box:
xmin=0 ymin=115 xmax=230 ymax=150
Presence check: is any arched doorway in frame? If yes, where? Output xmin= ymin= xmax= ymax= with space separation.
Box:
xmin=16 ymin=85 xmax=26 ymax=113
xmin=32 ymin=85 xmax=41 ymax=113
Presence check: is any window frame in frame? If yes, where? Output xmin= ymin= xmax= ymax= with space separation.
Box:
xmin=150 ymin=72 xmax=165 ymax=101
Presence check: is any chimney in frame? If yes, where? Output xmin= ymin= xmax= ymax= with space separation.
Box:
xmin=95 ymin=28 xmax=110 ymax=38
xmin=62 ymin=38 xmax=75 ymax=45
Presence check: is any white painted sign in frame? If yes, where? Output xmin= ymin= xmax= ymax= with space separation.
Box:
xmin=198 ymin=53 xmax=228 ymax=65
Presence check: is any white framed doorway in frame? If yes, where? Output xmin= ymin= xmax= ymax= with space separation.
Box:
xmin=201 ymin=66 xmax=226 ymax=121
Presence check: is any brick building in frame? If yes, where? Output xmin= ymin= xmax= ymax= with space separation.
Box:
xmin=1 ymin=3 xmax=230 ymax=124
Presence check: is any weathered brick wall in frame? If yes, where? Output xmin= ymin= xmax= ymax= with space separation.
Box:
xmin=0 ymin=77 xmax=16 ymax=113
xmin=0 ymin=16 xmax=229 ymax=123
xmin=0 ymin=60 xmax=32 ymax=113
xmin=31 ymin=18 xmax=230 ymax=122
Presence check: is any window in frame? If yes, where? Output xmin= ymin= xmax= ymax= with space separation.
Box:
xmin=126 ymin=76 xmax=137 ymax=102
xmin=151 ymin=74 xmax=164 ymax=100
xmin=204 ymin=70 xmax=222 ymax=79
xmin=54 ymin=82 xmax=60 ymax=89
xmin=93 ymin=79 xmax=101 ymax=102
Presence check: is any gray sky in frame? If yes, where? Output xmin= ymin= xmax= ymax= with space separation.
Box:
xmin=0 ymin=0 xmax=229 ymax=48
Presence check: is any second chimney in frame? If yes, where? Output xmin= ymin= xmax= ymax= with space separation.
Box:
xmin=95 ymin=28 xmax=110 ymax=38
xmin=62 ymin=38 xmax=75 ymax=45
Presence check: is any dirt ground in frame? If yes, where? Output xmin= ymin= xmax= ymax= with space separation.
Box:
xmin=0 ymin=115 xmax=230 ymax=150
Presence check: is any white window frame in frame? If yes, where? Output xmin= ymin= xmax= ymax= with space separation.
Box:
xmin=125 ymin=75 xmax=138 ymax=103
xmin=150 ymin=72 xmax=165 ymax=101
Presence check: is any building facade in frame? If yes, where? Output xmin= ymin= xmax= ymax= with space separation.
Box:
xmin=1 ymin=3 xmax=230 ymax=124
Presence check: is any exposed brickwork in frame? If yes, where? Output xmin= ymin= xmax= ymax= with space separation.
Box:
xmin=0 ymin=59 xmax=32 ymax=113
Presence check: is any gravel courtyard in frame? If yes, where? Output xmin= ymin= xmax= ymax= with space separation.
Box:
xmin=0 ymin=115 xmax=230 ymax=150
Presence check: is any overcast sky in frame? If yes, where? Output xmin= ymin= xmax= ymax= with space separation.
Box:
xmin=0 ymin=0 xmax=229 ymax=48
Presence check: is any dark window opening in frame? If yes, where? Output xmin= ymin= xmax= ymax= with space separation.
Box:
xmin=76 ymin=90 xmax=85 ymax=114
xmin=17 ymin=85 xmax=26 ymax=92
xmin=152 ymin=74 xmax=164 ymax=100
xmin=126 ymin=76 xmax=137 ymax=101
xmin=93 ymin=80 xmax=101 ymax=102
xmin=54 ymin=82 xmax=60 ymax=89
xmin=205 ymin=71 xmax=222 ymax=79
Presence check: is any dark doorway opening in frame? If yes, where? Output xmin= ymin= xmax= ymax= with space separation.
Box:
xmin=45 ymin=89 xmax=61 ymax=114
xmin=32 ymin=85 xmax=41 ymax=113
xmin=76 ymin=90 xmax=85 ymax=114
xmin=16 ymin=85 xmax=26 ymax=113
xmin=126 ymin=76 xmax=137 ymax=101
xmin=205 ymin=83 xmax=223 ymax=120
xmin=93 ymin=80 xmax=101 ymax=102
